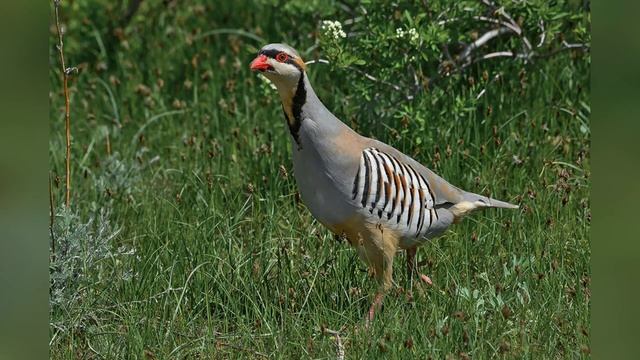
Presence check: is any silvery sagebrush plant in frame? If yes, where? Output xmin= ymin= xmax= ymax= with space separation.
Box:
xmin=50 ymin=207 xmax=136 ymax=332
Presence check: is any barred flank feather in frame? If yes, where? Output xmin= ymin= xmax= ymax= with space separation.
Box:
xmin=351 ymin=148 xmax=436 ymax=237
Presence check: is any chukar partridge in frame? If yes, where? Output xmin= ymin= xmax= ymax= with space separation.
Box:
xmin=250 ymin=43 xmax=518 ymax=321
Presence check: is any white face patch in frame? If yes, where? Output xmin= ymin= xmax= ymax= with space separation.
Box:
xmin=262 ymin=57 xmax=302 ymax=91
xmin=267 ymin=57 xmax=300 ymax=77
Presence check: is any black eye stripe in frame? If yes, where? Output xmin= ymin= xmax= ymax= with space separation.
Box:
xmin=258 ymin=49 xmax=303 ymax=71
xmin=260 ymin=49 xmax=289 ymax=59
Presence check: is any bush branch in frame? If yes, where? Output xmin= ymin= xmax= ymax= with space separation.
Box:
xmin=459 ymin=27 xmax=514 ymax=62
xmin=478 ymin=0 xmax=533 ymax=57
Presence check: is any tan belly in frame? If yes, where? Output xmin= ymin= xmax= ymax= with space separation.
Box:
xmin=326 ymin=213 xmax=403 ymax=250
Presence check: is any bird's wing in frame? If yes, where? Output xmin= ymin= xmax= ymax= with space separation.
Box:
xmin=349 ymin=144 xmax=463 ymax=238
xmin=368 ymin=139 xmax=519 ymax=210
xmin=365 ymin=139 xmax=466 ymax=206
xmin=353 ymin=139 xmax=518 ymax=222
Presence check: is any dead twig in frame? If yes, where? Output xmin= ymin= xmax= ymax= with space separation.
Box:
xmin=323 ymin=328 xmax=345 ymax=360
xmin=53 ymin=0 xmax=72 ymax=208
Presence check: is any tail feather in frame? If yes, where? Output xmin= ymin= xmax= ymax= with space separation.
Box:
xmin=448 ymin=191 xmax=519 ymax=222
xmin=463 ymin=191 xmax=519 ymax=209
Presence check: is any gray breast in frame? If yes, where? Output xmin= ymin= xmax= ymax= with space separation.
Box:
xmin=290 ymin=120 xmax=358 ymax=227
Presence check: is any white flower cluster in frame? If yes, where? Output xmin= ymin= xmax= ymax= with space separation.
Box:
xmin=321 ymin=20 xmax=347 ymax=40
xmin=396 ymin=27 xmax=419 ymax=43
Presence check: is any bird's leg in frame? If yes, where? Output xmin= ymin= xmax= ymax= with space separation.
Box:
xmin=359 ymin=225 xmax=404 ymax=327
xmin=405 ymin=248 xmax=433 ymax=286
xmin=362 ymin=233 xmax=396 ymax=327
xmin=367 ymin=292 xmax=385 ymax=325
xmin=406 ymin=247 xmax=416 ymax=286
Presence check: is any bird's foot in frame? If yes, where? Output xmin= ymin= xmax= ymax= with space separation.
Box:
xmin=407 ymin=271 xmax=433 ymax=299
xmin=406 ymin=248 xmax=433 ymax=290
xmin=419 ymin=273 xmax=433 ymax=286
xmin=365 ymin=293 xmax=385 ymax=328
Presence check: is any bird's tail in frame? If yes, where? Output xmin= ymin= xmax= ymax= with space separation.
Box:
xmin=449 ymin=191 xmax=519 ymax=220
xmin=465 ymin=191 xmax=520 ymax=209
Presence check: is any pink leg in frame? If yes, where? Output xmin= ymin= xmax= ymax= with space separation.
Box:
xmin=406 ymin=248 xmax=433 ymax=286
xmin=367 ymin=292 xmax=385 ymax=325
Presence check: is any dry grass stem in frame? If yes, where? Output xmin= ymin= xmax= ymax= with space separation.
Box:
xmin=53 ymin=0 xmax=72 ymax=207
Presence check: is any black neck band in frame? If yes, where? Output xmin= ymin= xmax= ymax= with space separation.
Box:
xmin=285 ymin=72 xmax=306 ymax=149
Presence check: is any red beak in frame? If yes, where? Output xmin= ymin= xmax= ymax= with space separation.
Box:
xmin=250 ymin=54 xmax=273 ymax=72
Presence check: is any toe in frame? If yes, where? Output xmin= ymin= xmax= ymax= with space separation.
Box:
xmin=419 ymin=273 xmax=433 ymax=285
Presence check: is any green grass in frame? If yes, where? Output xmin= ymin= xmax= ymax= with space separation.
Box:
xmin=49 ymin=2 xmax=590 ymax=358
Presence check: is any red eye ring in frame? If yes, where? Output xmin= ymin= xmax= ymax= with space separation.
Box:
xmin=275 ymin=52 xmax=289 ymax=63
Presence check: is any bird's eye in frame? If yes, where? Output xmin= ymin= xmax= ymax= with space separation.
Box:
xmin=275 ymin=52 xmax=289 ymax=63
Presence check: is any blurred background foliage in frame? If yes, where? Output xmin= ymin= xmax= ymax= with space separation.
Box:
xmin=52 ymin=0 xmax=589 ymax=150
xmin=49 ymin=0 xmax=590 ymax=358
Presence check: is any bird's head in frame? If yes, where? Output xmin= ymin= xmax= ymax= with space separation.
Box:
xmin=250 ymin=43 xmax=306 ymax=88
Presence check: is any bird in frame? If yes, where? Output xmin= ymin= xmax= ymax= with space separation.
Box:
xmin=250 ymin=43 xmax=518 ymax=322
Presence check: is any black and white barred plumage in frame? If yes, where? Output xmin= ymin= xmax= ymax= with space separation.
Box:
xmin=351 ymin=148 xmax=439 ymax=238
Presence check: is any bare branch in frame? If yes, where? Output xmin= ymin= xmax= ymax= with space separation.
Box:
xmin=495 ymin=7 xmax=520 ymax=35
xmin=477 ymin=0 xmax=533 ymax=57
xmin=437 ymin=15 xmax=518 ymax=32
xmin=473 ymin=15 xmax=521 ymax=34
xmin=478 ymin=51 xmax=515 ymax=60
xmin=408 ymin=64 xmax=421 ymax=96
xmin=53 ymin=0 xmax=72 ymax=208
xmin=537 ymin=19 xmax=546 ymax=48
xmin=479 ymin=0 xmax=519 ymax=31
xmin=534 ymin=41 xmax=590 ymax=58
xmin=562 ymin=40 xmax=588 ymax=49
xmin=459 ymin=27 xmax=513 ymax=62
